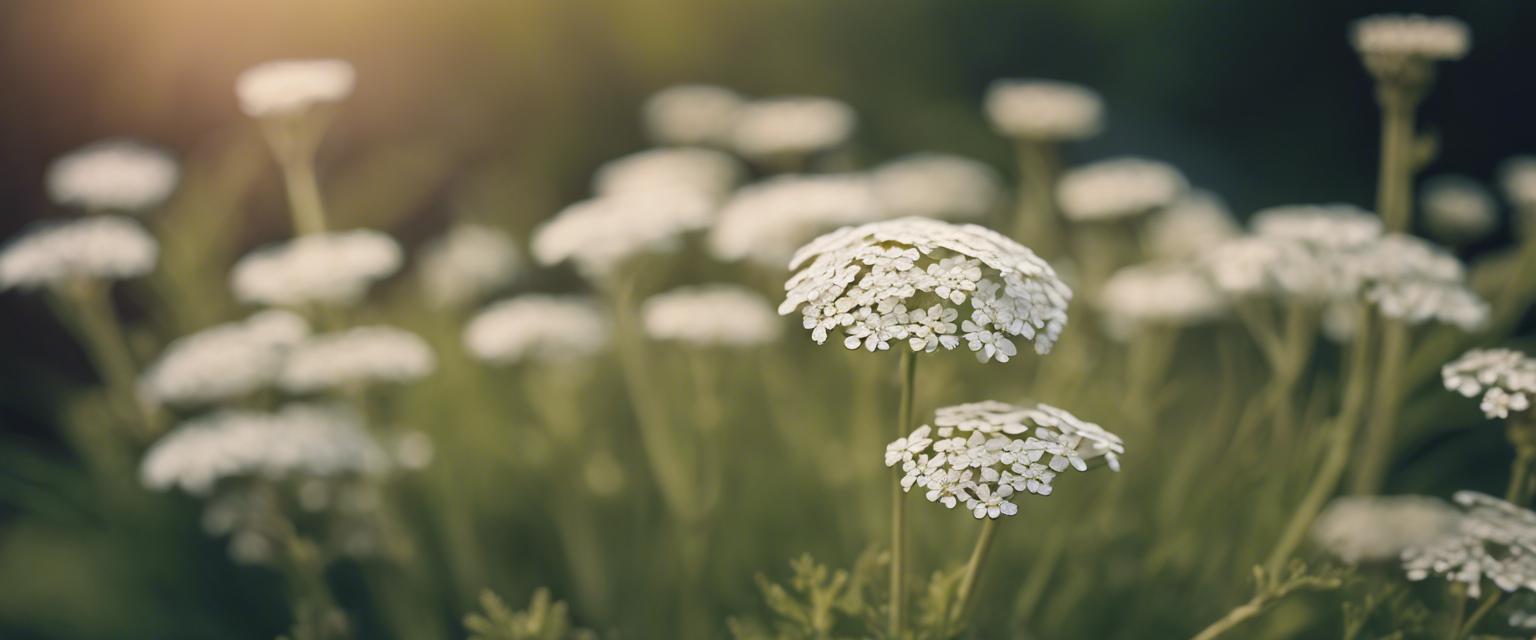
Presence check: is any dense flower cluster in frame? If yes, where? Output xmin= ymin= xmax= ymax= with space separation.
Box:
xmin=729 ymin=96 xmax=856 ymax=161
xmin=642 ymin=84 xmax=744 ymax=148
xmin=1311 ymin=495 xmax=1460 ymax=564
xmin=1202 ymin=204 xmax=1381 ymax=300
xmin=593 ymin=147 xmax=742 ymax=203
xmin=708 ymin=174 xmax=881 ymax=267
xmin=1351 ymin=14 xmax=1471 ymax=62
xmin=141 ymin=310 xmax=311 ymax=406
xmin=1056 ymin=157 xmax=1187 ymax=221
xmin=869 ymin=153 xmax=1000 ymax=221
xmin=532 ymin=190 xmax=711 ymax=279
xmin=280 ymin=326 xmax=436 ymax=392
xmin=47 ymin=139 xmax=179 ymax=211
xmin=884 ymin=401 xmax=1123 ymax=519
xmin=1403 ymin=491 xmax=1536 ymax=598
xmin=235 ymin=58 xmax=357 ymax=118
xmin=983 ymin=80 xmax=1103 ymax=141
xmin=641 ymin=284 xmax=780 ymax=347
xmin=231 ymin=229 xmax=402 ymax=307
xmin=417 ymin=223 xmax=521 ymax=308
xmin=1097 ymin=263 xmax=1225 ymax=337
xmin=1143 ymin=191 xmax=1240 ymax=261
xmin=1443 ymin=349 xmax=1536 ymax=420
xmin=1357 ymin=234 xmax=1487 ymax=330
xmin=0 ymin=216 xmax=158 ymax=289
xmin=1503 ymin=157 xmax=1536 ymax=213
xmin=780 ymin=217 xmax=1071 ymax=361
xmin=1420 ymin=176 xmax=1497 ymax=245
xmin=463 ymin=295 xmax=610 ymax=365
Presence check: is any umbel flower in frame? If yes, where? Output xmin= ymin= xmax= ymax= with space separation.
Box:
xmin=729 ymin=96 xmax=856 ymax=162
xmin=1201 ymin=204 xmax=1382 ymax=301
xmin=641 ymin=284 xmax=780 ymax=348
xmin=779 ymin=217 xmax=1071 ymax=362
xmin=1351 ymin=14 xmax=1471 ymax=66
xmin=140 ymin=403 xmax=390 ymax=496
xmin=869 ymin=153 xmax=1001 ymax=222
xmin=1311 ymin=495 xmax=1460 ymax=564
xmin=1097 ymin=262 xmax=1225 ymax=339
xmin=1403 ymin=491 xmax=1536 ymax=598
xmin=416 ymin=223 xmax=521 ymax=309
xmin=235 ymin=58 xmax=357 ymax=119
xmin=279 ymin=326 xmax=436 ymax=393
xmin=46 ymin=139 xmax=179 ymax=212
xmin=1443 ymin=349 xmax=1536 ymax=420
xmin=141 ymin=310 xmax=311 ymax=406
xmin=231 ymin=229 xmax=402 ymax=307
xmin=983 ymin=79 xmax=1103 ymax=141
xmin=593 ymin=147 xmax=743 ymax=203
xmin=1143 ymin=191 xmax=1240 ymax=262
xmin=1420 ymin=175 xmax=1497 ymax=246
xmin=1503 ymin=157 xmax=1536 ymax=214
xmin=1356 ymin=233 xmax=1487 ymax=330
xmin=0 ymin=216 xmax=158 ymax=290
xmin=708 ymin=174 xmax=881 ymax=267
xmin=531 ymin=190 xmax=711 ymax=280
xmin=1056 ymin=157 xmax=1187 ymax=222
xmin=884 ymin=401 xmax=1123 ymax=519
xmin=642 ymin=84 xmax=744 ymax=148
xmin=463 ymin=295 xmax=609 ymax=365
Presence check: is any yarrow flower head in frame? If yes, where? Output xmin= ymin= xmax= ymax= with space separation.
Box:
xmin=416 ymin=223 xmax=521 ymax=309
xmin=532 ymin=191 xmax=711 ymax=280
xmin=1143 ymin=191 xmax=1240 ymax=261
xmin=870 ymin=153 xmax=1001 ymax=222
xmin=1311 ymin=495 xmax=1460 ymax=564
xmin=1056 ymin=157 xmax=1187 ymax=222
xmin=463 ymin=295 xmax=609 ymax=365
xmin=641 ymin=284 xmax=780 ymax=347
xmin=1502 ymin=157 xmax=1536 ymax=215
xmin=780 ymin=217 xmax=1071 ymax=361
xmin=236 ymin=59 xmax=357 ymax=119
xmin=708 ymin=174 xmax=882 ymax=267
xmin=884 ymin=400 xmax=1123 ymax=519
xmin=231 ymin=229 xmax=402 ymax=307
xmin=642 ymin=84 xmax=745 ymax=148
xmin=141 ymin=310 xmax=310 ymax=406
xmin=0 ymin=216 xmax=157 ymax=290
xmin=1202 ymin=204 xmax=1383 ymax=302
xmin=729 ymin=96 xmax=856 ymax=162
xmin=279 ymin=326 xmax=436 ymax=393
xmin=593 ymin=147 xmax=742 ymax=203
xmin=1443 ymin=349 xmax=1536 ymax=420
xmin=1420 ymin=175 xmax=1497 ymax=246
xmin=1356 ymin=233 xmax=1487 ymax=330
xmin=1403 ymin=491 xmax=1536 ymax=598
xmin=1097 ymin=262 xmax=1225 ymax=339
xmin=47 ymin=139 xmax=178 ymax=212
xmin=1351 ymin=14 xmax=1470 ymax=64
xmin=983 ymin=79 xmax=1104 ymax=141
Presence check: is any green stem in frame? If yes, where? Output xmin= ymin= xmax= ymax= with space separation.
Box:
xmin=1350 ymin=319 xmax=1409 ymax=495
xmin=891 ymin=350 xmax=917 ymax=637
xmin=1495 ymin=235 xmax=1536 ymax=327
xmin=55 ymin=280 xmax=160 ymax=441
xmin=1453 ymin=589 xmax=1501 ymax=640
xmin=951 ymin=518 xmax=1000 ymax=630
xmin=1375 ymin=88 xmax=1417 ymax=234
xmin=1011 ymin=141 xmax=1062 ymax=257
xmin=280 ymin=154 xmax=329 ymax=236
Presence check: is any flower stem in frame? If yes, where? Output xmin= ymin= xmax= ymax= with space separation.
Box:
xmin=1350 ymin=319 xmax=1409 ymax=495
xmin=951 ymin=518 xmax=1000 ymax=630
xmin=54 ymin=280 xmax=161 ymax=441
xmin=1375 ymin=86 xmax=1418 ymax=234
xmin=1011 ymin=141 xmax=1062 ymax=257
xmin=280 ymin=155 xmax=330 ymax=236
xmin=890 ymin=349 xmax=917 ymax=637
xmin=1453 ymin=590 xmax=1501 ymax=640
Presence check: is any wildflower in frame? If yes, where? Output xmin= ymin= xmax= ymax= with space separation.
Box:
xmin=1143 ymin=191 xmax=1240 ymax=261
xmin=1251 ymin=204 xmax=1384 ymax=250
xmin=531 ymin=191 xmax=711 ymax=280
xmin=235 ymin=59 xmax=357 ymax=119
xmin=593 ymin=147 xmax=742 ymax=203
xmin=729 ymin=96 xmax=856 ymax=162
xmin=0 ymin=216 xmax=157 ymax=289
xmin=230 ymin=229 xmax=402 ymax=307
xmin=1403 ymin=491 xmax=1536 ymax=598
xmin=1097 ymin=263 xmax=1225 ymax=339
xmin=1311 ymin=495 xmax=1460 ymax=564
xmin=780 ymin=217 xmax=1071 ymax=361
xmin=1350 ymin=14 xmax=1470 ymax=64
xmin=1056 ymin=157 xmax=1187 ymax=222
xmin=641 ymin=284 xmax=780 ymax=347
xmin=279 ymin=326 xmax=435 ymax=392
xmin=416 ymin=223 xmax=521 ymax=309
xmin=1420 ymin=175 xmax=1497 ymax=245
xmin=983 ymin=79 xmax=1104 ymax=141
xmin=642 ymin=84 xmax=744 ymax=148
xmin=1204 ymin=204 xmax=1384 ymax=302
xmin=869 ymin=153 xmax=1000 ymax=221
xmin=47 ymin=139 xmax=178 ymax=211
xmin=1357 ymin=234 xmax=1486 ymax=330
xmin=463 ymin=295 xmax=609 ymax=365
xmin=708 ymin=174 xmax=881 ymax=267
xmin=1443 ymin=349 xmax=1536 ymax=420
xmin=1502 ymin=157 xmax=1536 ymax=212
xmin=141 ymin=310 xmax=310 ymax=406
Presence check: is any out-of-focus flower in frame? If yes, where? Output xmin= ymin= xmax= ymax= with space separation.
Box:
xmin=641 ymin=284 xmax=780 ymax=347
xmin=140 ymin=403 xmax=390 ymax=495
xmin=1252 ymin=204 xmax=1384 ymax=250
xmin=709 ymin=174 xmax=881 ymax=267
xmin=280 ymin=326 xmax=436 ymax=392
xmin=463 ymin=295 xmax=609 ymax=365
xmin=593 ymin=147 xmax=742 ymax=203
xmin=1357 ymin=234 xmax=1486 ymax=330
xmin=532 ymin=191 xmax=711 ymax=280
xmin=1143 ymin=191 xmax=1240 ymax=261
xmin=1421 ymin=176 xmax=1497 ymax=246
xmin=236 ymin=59 xmax=357 ymax=119
xmin=1097 ymin=263 xmax=1225 ymax=339
xmin=47 ymin=139 xmax=178 ymax=211
xmin=417 ymin=223 xmax=521 ymax=309
xmin=1312 ymin=495 xmax=1460 ymax=564
xmin=391 ymin=430 xmax=434 ymax=470
xmin=0 ymin=216 xmax=157 ymax=289
xmin=1351 ymin=14 xmax=1470 ymax=62
xmin=870 ymin=153 xmax=1000 ymax=221
xmin=1500 ymin=157 xmax=1536 ymax=235
xmin=1443 ymin=348 xmax=1536 ymax=420
xmin=730 ymin=96 xmax=856 ymax=162
xmin=1203 ymin=204 xmax=1383 ymax=302
xmin=1056 ymin=157 xmax=1187 ymax=222
xmin=1320 ymin=300 xmax=1361 ymax=343
xmin=141 ymin=310 xmax=310 ymax=406
xmin=231 ymin=229 xmax=402 ymax=307
xmin=780 ymin=217 xmax=1071 ymax=361
xmin=885 ymin=400 xmax=1122 ymax=519
xmin=642 ymin=84 xmax=744 ymax=148
xmin=983 ymin=80 xmax=1103 ymax=141
xmin=1403 ymin=491 xmax=1536 ymax=599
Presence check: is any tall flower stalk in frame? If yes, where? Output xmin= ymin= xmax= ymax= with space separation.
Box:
xmin=238 ymin=59 xmax=357 ymax=236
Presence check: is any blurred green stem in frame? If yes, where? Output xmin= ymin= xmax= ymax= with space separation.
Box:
xmin=53 ymin=279 xmax=161 ymax=441
xmin=281 ymin=154 xmax=329 ymax=235
xmin=951 ymin=518 xmax=999 ymax=630
xmin=1350 ymin=319 xmax=1409 ymax=495
xmin=1011 ymin=141 xmax=1061 ymax=257
xmin=1454 ymin=588 xmax=1500 ymax=640
xmin=1374 ymin=85 xmax=1418 ymax=234
xmin=891 ymin=349 xmax=917 ymax=637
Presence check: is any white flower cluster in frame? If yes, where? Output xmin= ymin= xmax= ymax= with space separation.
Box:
xmin=231 ymin=229 xmax=402 ymax=307
xmin=0 ymin=216 xmax=158 ymax=289
xmin=641 ymin=284 xmax=780 ymax=347
xmin=532 ymin=190 xmax=711 ymax=279
xmin=729 ymin=96 xmax=856 ymax=161
xmin=463 ymin=295 xmax=609 ymax=365
xmin=1403 ymin=491 xmax=1536 ymax=598
xmin=870 ymin=153 xmax=1000 ymax=221
xmin=1311 ymin=495 xmax=1460 ymax=564
xmin=884 ymin=401 xmax=1123 ymax=519
xmin=1503 ymin=157 xmax=1536 ymax=213
xmin=1143 ymin=191 xmax=1240 ymax=261
xmin=1056 ymin=157 xmax=1188 ymax=222
xmin=1097 ymin=263 xmax=1225 ymax=338
xmin=1356 ymin=234 xmax=1487 ymax=330
xmin=1351 ymin=14 xmax=1471 ymax=62
xmin=1201 ymin=205 xmax=1380 ymax=300
xmin=642 ymin=84 xmax=744 ymax=148
xmin=47 ymin=139 xmax=179 ymax=211
xmin=708 ymin=174 xmax=881 ymax=267
xmin=1251 ymin=204 xmax=1385 ymax=250
xmin=780 ymin=217 xmax=1071 ymax=361
xmin=235 ymin=59 xmax=357 ymax=119
xmin=593 ymin=147 xmax=742 ymax=203
xmin=141 ymin=310 xmax=311 ymax=406
xmin=280 ymin=326 xmax=436 ymax=393
xmin=141 ymin=403 xmax=390 ymax=495
xmin=416 ymin=223 xmax=521 ymax=308
xmin=1421 ymin=175 xmax=1497 ymax=245
xmin=1443 ymin=348 xmax=1536 ymax=420
xmin=983 ymin=80 xmax=1104 ymax=141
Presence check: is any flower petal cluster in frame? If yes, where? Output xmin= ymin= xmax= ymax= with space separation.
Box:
xmin=641 ymin=284 xmax=780 ymax=347
xmin=1403 ymin=491 xmax=1536 ymax=598
xmin=642 ymin=84 xmax=744 ymax=147
xmin=1097 ymin=262 xmax=1225 ymax=338
xmin=236 ymin=59 xmax=357 ymax=118
xmin=708 ymin=174 xmax=882 ymax=267
xmin=47 ymin=139 xmax=179 ymax=211
xmin=1502 ymin=156 xmax=1536 ymax=213
xmin=593 ymin=147 xmax=742 ymax=203
xmin=870 ymin=153 xmax=1000 ymax=221
xmin=1143 ymin=191 xmax=1240 ymax=261
xmin=416 ymin=223 xmax=521 ymax=309
xmin=231 ymin=229 xmax=402 ymax=307
xmin=983 ymin=80 xmax=1103 ymax=141
xmin=780 ymin=217 xmax=1071 ymax=361
xmin=1356 ymin=234 xmax=1486 ymax=330
xmin=1421 ymin=175 xmax=1497 ymax=245
xmin=279 ymin=326 xmax=436 ymax=392
xmin=1202 ymin=204 xmax=1382 ymax=301
xmin=1443 ymin=348 xmax=1536 ymax=420
xmin=729 ymin=96 xmax=856 ymax=161
xmin=1251 ymin=204 xmax=1384 ymax=250
xmin=1351 ymin=14 xmax=1470 ymax=61
xmin=0 ymin=216 xmax=158 ymax=289
xmin=1056 ymin=157 xmax=1187 ymax=222
xmin=532 ymin=191 xmax=711 ymax=279
xmin=884 ymin=400 xmax=1123 ymax=519
xmin=141 ymin=310 xmax=310 ymax=406
xmin=463 ymin=295 xmax=609 ymax=365
xmin=1311 ymin=495 xmax=1460 ymax=564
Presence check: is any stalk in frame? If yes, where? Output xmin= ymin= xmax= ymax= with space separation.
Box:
xmin=1011 ymin=141 xmax=1062 ymax=257
xmin=1374 ymin=87 xmax=1417 ymax=234
xmin=890 ymin=349 xmax=917 ymax=637
xmin=280 ymin=154 xmax=330 ymax=236
xmin=950 ymin=518 xmax=1000 ymax=630
xmin=54 ymin=279 xmax=161 ymax=440
xmin=1349 ymin=319 xmax=1409 ymax=495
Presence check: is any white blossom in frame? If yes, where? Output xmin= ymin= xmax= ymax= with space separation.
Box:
xmin=463 ymin=295 xmax=609 ymax=365
xmin=1421 ymin=175 xmax=1497 ymax=246
xmin=416 ymin=223 xmax=521 ymax=309
xmin=1357 ymin=234 xmax=1486 ymax=330
xmin=870 ymin=153 xmax=1000 ymax=221
xmin=1143 ymin=190 xmax=1240 ymax=261
xmin=1502 ymin=157 xmax=1536 ymax=212
xmin=279 ymin=326 xmax=435 ymax=392
xmin=1251 ymin=204 xmax=1384 ymax=251
xmin=231 ymin=229 xmax=401 ymax=307
xmin=729 ymin=96 xmax=856 ymax=161
xmin=0 ymin=216 xmax=157 ymax=289
xmin=1351 ymin=14 xmax=1470 ymax=62
xmin=1057 ymin=157 xmax=1187 ymax=222
xmin=708 ymin=173 xmax=882 ymax=267
xmin=641 ymin=284 xmax=780 ymax=347
xmin=531 ymin=191 xmax=711 ymax=280
xmin=1097 ymin=262 xmax=1225 ymax=339
xmin=642 ymin=84 xmax=744 ymax=147
xmin=236 ymin=59 xmax=357 ymax=118
xmin=1202 ymin=204 xmax=1383 ymax=302
xmin=1312 ymin=495 xmax=1460 ymax=564
xmin=141 ymin=310 xmax=310 ymax=406
xmin=47 ymin=139 xmax=178 ymax=211
xmin=1403 ymin=491 xmax=1536 ymax=599
xmin=594 ymin=147 xmax=742 ymax=204
xmin=983 ymin=80 xmax=1103 ymax=141
xmin=1443 ymin=348 xmax=1536 ymax=420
